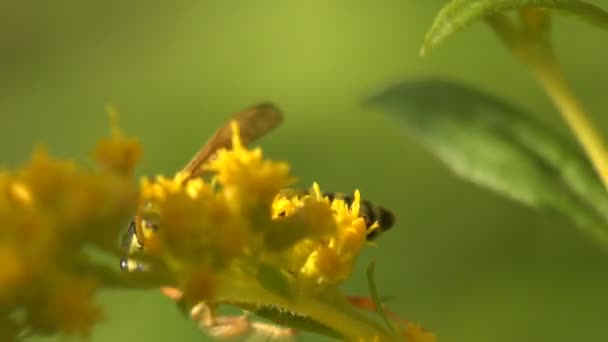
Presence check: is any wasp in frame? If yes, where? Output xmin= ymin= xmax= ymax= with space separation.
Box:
xmin=118 ymin=103 xmax=396 ymax=338
xmin=121 ymin=103 xmax=395 ymax=271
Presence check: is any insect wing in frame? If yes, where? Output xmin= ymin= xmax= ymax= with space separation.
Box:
xmin=180 ymin=103 xmax=283 ymax=181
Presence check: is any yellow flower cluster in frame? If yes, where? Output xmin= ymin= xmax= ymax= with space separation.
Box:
xmin=131 ymin=122 xmax=369 ymax=305
xmin=0 ymin=125 xmax=140 ymax=340
xmin=1 ymin=115 xmax=434 ymax=341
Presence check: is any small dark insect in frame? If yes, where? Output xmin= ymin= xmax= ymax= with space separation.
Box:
xmin=324 ymin=192 xmax=395 ymax=240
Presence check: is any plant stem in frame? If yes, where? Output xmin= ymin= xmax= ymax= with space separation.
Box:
xmin=525 ymin=51 xmax=608 ymax=191
xmin=215 ymin=275 xmax=397 ymax=341
xmin=487 ymin=14 xmax=608 ymax=191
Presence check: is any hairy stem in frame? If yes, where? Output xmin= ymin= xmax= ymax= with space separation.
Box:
xmin=215 ymin=275 xmax=397 ymax=341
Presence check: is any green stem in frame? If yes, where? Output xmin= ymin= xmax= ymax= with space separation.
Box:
xmin=215 ymin=275 xmax=397 ymax=341
xmin=487 ymin=13 xmax=608 ymax=191
xmin=525 ymin=51 xmax=608 ymax=191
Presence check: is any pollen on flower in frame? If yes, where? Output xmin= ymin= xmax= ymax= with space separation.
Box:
xmin=271 ymin=195 xmax=303 ymax=219
xmin=138 ymin=171 xmax=246 ymax=269
xmin=140 ymin=175 xmax=185 ymax=202
xmin=9 ymin=181 xmax=33 ymax=206
xmin=340 ymin=217 xmax=367 ymax=255
xmin=134 ymin=123 xmax=371 ymax=292
xmin=0 ymin=116 xmax=139 ymax=340
xmin=269 ymin=185 xmax=369 ymax=288
xmin=350 ymin=189 xmax=361 ymax=216
xmin=2 ymin=108 xmax=431 ymax=341
xmin=230 ymin=120 xmax=244 ymax=150
xmin=204 ymin=121 xmax=295 ymax=207
xmin=311 ymin=182 xmax=325 ymax=201
xmin=300 ymin=246 xmax=342 ymax=282
xmin=93 ymin=106 xmax=142 ymax=176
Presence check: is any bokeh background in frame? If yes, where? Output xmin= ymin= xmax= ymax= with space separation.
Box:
xmin=4 ymin=1 xmax=608 ymax=341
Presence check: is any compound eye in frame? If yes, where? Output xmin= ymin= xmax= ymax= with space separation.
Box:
xmin=119 ymin=259 xmax=129 ymax=271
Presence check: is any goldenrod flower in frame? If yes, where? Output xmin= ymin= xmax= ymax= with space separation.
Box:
xmin=0 ymin=120 xmax=138 ymax=340
xmin=1 ymin=114 xmax=434 ymax=341
xmin=134 ymin=122 xmax=369 ymax=299
xmin=129 ymin=121 xmax=431 ymax=340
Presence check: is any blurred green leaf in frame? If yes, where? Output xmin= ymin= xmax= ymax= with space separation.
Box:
xmin=421 ymin=0 xmax=608 ymax=55
xmin=365 ymin=79 xmax=608 ymax=246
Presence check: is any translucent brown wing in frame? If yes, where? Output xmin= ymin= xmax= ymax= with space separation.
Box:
xmin=180 ymin=102 xmax=283 ymax=181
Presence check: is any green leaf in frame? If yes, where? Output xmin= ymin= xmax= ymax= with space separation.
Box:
xmin=250 ymin=305 xmax=343 ymax=339
xmin=421 ymin=0 xmax=608 ymax=55
xmin=365 ymin=79 xmax=608 ymax=246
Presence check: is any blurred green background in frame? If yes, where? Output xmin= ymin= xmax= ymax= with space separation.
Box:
xmin=4 ymin=1 xmax=608 ymax=341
